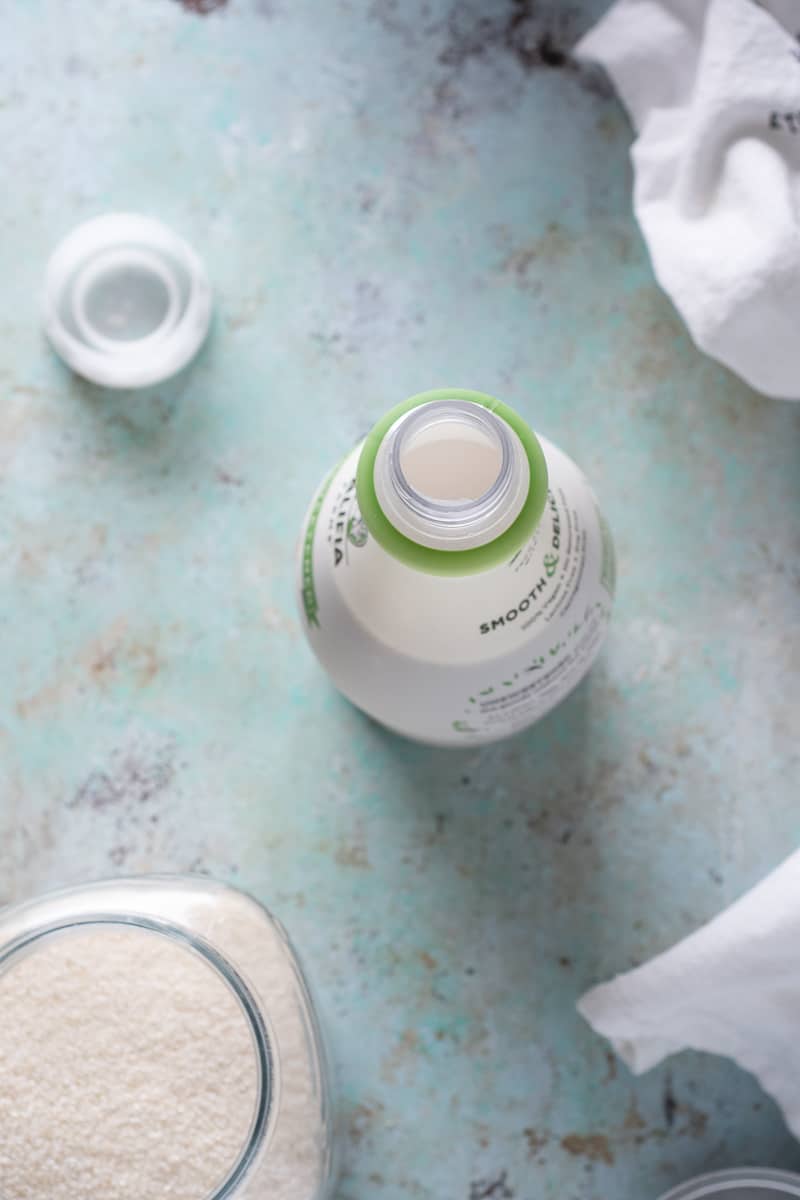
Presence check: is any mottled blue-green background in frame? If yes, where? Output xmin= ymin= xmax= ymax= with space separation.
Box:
xmin=1 ymin=1 xmax=799 ymax=1197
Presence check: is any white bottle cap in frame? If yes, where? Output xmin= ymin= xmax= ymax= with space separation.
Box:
xmin=43 ymin=213 xmax=212 ymax=389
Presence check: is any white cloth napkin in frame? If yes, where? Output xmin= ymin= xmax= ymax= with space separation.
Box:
xmin=575 ymin=0 xmax=800 ymax=400
xmin=578 ymin=849 xmax=800 ymax=1137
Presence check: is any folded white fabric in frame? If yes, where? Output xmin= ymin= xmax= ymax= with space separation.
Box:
xmin=576 ymin=0 xmax=800 ymax=400
xmin=578 ymin=849 xmax=800 ymax=1137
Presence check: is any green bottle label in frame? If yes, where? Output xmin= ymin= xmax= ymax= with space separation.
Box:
xmin=301 ymin=468 xmax=336 ymax=627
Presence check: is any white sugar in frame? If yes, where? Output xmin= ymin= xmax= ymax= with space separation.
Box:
xmin=0 ymin=925 xmax=258 ymax=1200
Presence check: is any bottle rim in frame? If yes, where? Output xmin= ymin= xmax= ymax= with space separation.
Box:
xmin=373 ymin=399 xmax=529 ymax=551
xmin=356 ymin=388 xmax=549 ymax=576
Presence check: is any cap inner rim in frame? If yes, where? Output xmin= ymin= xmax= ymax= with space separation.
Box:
xmin=71 ymin=246 xmax=182 ymax=355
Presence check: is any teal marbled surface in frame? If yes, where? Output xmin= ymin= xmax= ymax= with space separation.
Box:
xmin=1 ymin=1 xmax=799 ymax=1197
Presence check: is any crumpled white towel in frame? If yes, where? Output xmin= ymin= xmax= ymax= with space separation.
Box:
xmin=578 ymin=848 xmax=800 ymax=1138
xmin=576 ymin=0 xmax=800 ymax=400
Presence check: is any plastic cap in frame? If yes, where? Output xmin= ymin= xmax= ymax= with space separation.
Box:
xmin=43 ymin=213 xmax=212 ymax=388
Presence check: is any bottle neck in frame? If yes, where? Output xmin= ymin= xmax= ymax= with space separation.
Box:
xmin=373 ymin=400 xmax=530 ymax=551
xmin=356 ymin=390 xmax=549 ymax=576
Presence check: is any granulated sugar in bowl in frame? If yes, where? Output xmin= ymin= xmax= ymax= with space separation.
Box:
xmin=0 ymin=876 xmax=336 ymax=1200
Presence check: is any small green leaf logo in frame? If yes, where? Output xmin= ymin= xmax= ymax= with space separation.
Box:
xmin=347 ymin=515 xmax=368 ymax=548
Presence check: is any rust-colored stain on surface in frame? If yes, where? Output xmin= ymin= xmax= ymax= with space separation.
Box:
xmin=560 ymin=1133 xmax=615 ymax=1165
xmin=14 ymin=618 xmax=167 ymax=721
xmin=681 ymin=1104 xmax=708 ymax=1138
xmin=348 ymin=1100 xmax=386 ymax=1145
xmin=523 ymin=1127 xmax=548 ymax=1155
xmin=381 ymin=1029 xmax=420 ymax=1083
xmin=334 ymin=839 xmax=371 ymax=869
xmin=623 ymin=1099 xmax=647 ymax=1132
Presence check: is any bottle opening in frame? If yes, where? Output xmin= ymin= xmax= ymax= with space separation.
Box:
xmin=398 ymin=410 xmax=504 ymax=503
xmin=374 ymin=399 xmax=530 ymax=552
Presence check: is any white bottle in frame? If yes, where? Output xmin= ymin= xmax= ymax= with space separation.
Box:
xmin=298 ymin=389 xmax=615 ymax=747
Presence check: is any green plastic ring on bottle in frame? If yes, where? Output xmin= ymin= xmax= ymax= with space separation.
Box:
xmin=355 ymin=388 xmax=549 ymax=577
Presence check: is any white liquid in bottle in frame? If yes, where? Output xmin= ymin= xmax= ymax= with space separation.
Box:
xmin=400 ymin=424 xmax=502 ymax=501
xmin=298 ymin=389 xmax=615 ymax=747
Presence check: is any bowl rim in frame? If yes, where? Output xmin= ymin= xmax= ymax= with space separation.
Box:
xmin=660 ymin=1168 xmax=800 ymax=1199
